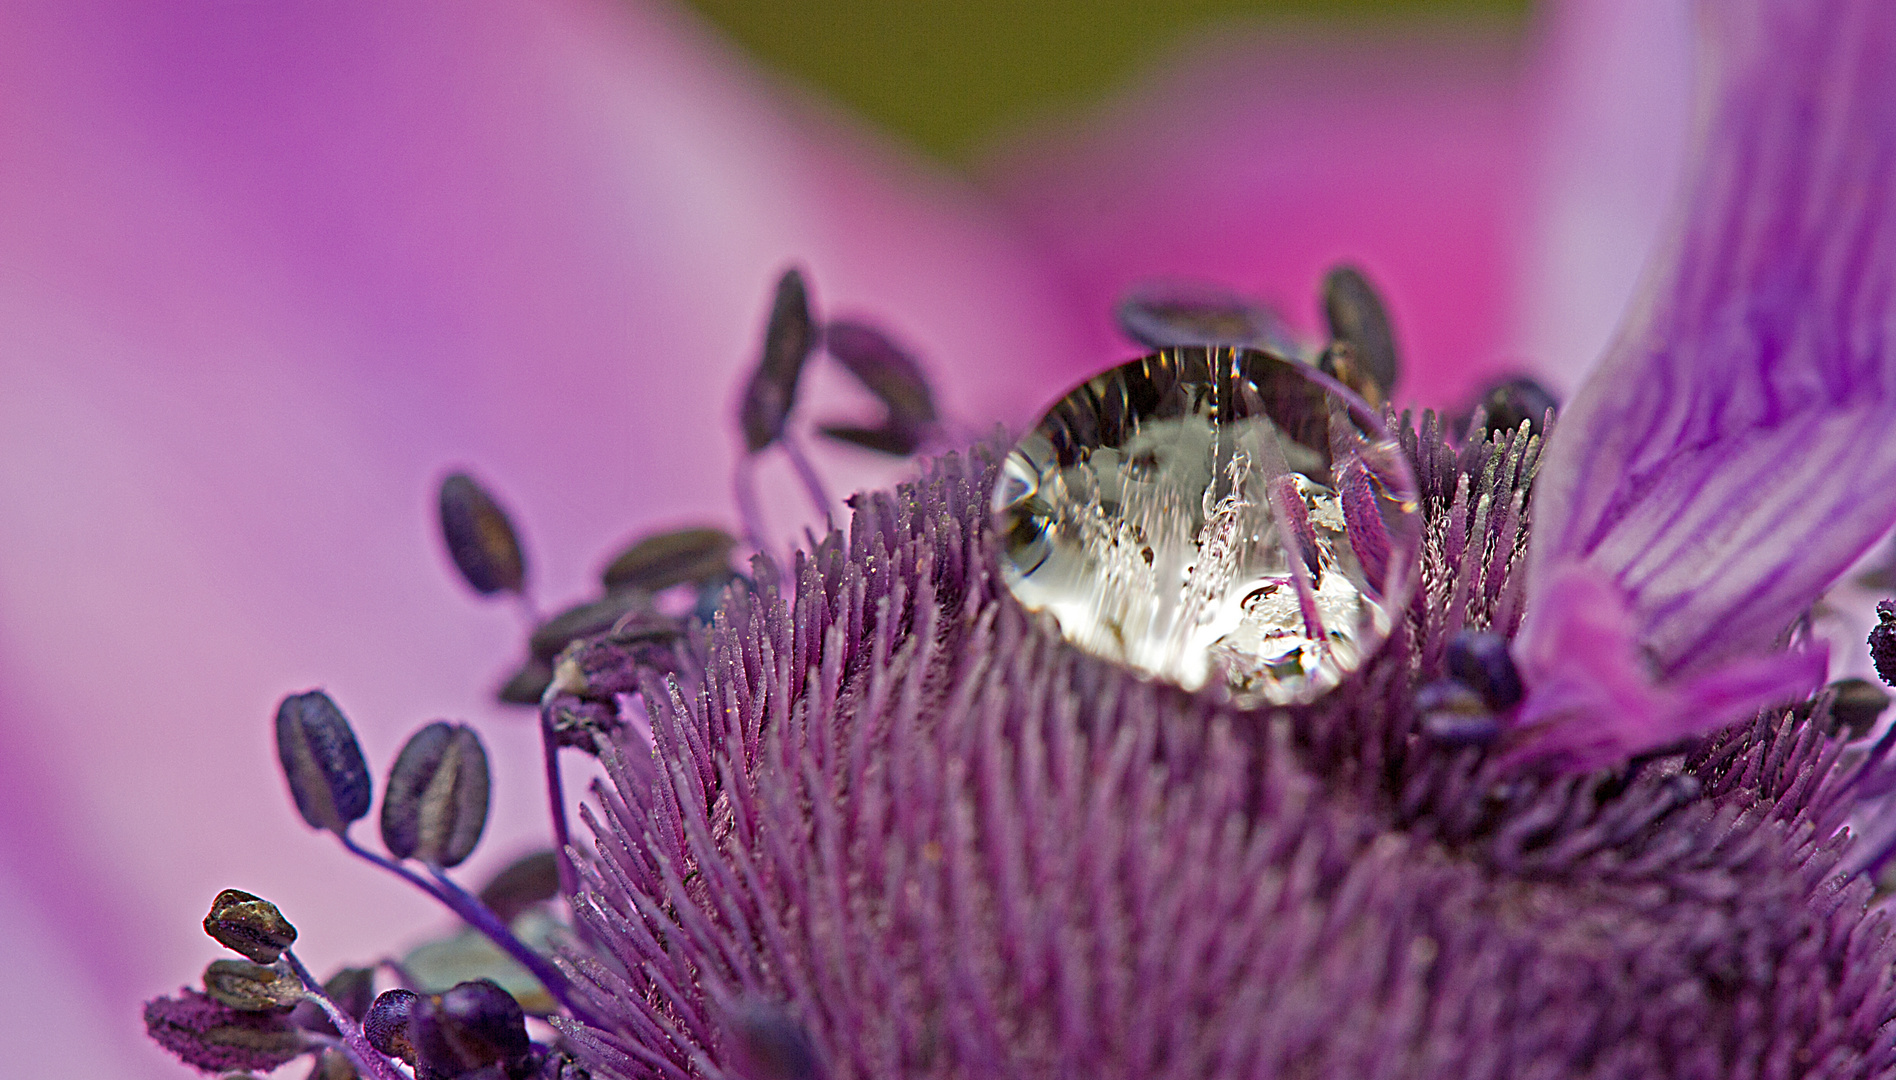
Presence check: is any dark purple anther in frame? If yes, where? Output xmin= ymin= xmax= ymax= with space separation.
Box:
xmin=1871 ymin=601 xmax=1896 ymax=689
xmin=600 ymin=526 xmax=737 ymax=592
xmin=438 ymin=472 xmax=528 ymax=596
xmin=380 ymin=722 xmax=491 ymax=868
xmin=411 ymin=979 xmax=532 ymax=1077
xmin=1828 ymin=677 xmax=1891 ymax=740
xmin=739 ymin=267 xmax=817 ymax=453
xmin=1115 ymin=279 xmax=1287 ymax=352
xmin=528 ymin=590 xmax=664 ymax=662
xmin=1446 ymin=629 xmax=1524 ymax=711
xmin=1475 ymin=376 xmax=1559 ymax=439
xmin=549 ymin=623 xmax=682 ymax=701
xmin=1316 ymin=340 xmax=1384 ymax=407
xmin=543 ymin=694 xmax=622 ymax=752
xmin=363 ymin=988 xmax=420 ymax=1065
xmin=1321 ymin=265 xmax=1399 ymax=398
xmin=1415 ymin=679 xmax=1499 ymax=746
xmin=496 ymin=656 xmax=555 ymax=705
xmin=816 ymin=422 xmax=921 ymax=456
xmin=204 ymin=888 xmax=297 ymax=964
xmin=275 ymin=690 xmax=372 ymax=836
xmin=727 ymin=1000 xmax=827 ymax=1080
xmin=822 ymin=319 xmax=938 ymax=430
xmin=476 ymin=850 xmax=561 ymax=926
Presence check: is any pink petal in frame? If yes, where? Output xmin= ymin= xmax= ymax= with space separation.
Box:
xmin=0 ymin=0 xmax=1090 ymax=1070
xmin=984 ymin=27 xmax=1532 ymax=408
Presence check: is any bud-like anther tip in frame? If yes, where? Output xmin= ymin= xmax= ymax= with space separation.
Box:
xmin=204 ymin=888 xmax=298 ymax=963
xmin=202 ymin=958 xmax=305 ymax=1012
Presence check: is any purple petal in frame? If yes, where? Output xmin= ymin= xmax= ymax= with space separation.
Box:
xmin=1517 ymin=0 xmax=1896 ymax=761
xmin=1508 ymin=560 xmax=1826 ymax=772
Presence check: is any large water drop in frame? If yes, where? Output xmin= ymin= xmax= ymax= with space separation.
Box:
xmin=992 ymin=347 xmax=1420 ymax=706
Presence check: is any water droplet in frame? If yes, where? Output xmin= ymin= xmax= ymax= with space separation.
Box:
xmin=992 ymin=347 xmax=1420 ymax=706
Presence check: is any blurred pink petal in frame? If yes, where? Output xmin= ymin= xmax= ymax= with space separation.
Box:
xmin=984 ymin=26 xmax=1532 ymax=407
xmin=0 ymin=0 xmax=1089 ymax=1071
xmin=1515 ymin=0 xmax=1695 ymax=392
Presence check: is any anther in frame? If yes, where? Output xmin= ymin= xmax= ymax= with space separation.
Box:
xmin=275 ymin=690 xmax=372 ymax=836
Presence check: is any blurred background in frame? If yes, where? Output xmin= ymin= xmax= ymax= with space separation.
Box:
xmin=683 ymin=0 xmax=1532 ymax=166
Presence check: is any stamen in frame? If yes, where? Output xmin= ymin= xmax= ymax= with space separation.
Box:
xmin=819 ymin=318 xmax=938 ymax=456
xmin=1445 ymin=629 xmax=1524 ymax=711
xmin=202 ymin=959 xmax=305 ymax=1011
xmin=408 ymin=978 xmax=534 ymax=1077
xmin=1463 ymin=376 xmax=1558 ymax=441
xmin=204 ymin=888 xmax=298 ymax=964
xmin=437 ymin=472 xmax=530 ymax=606
xmin=1320 ymin=264 xmax=1399 ymax=399
xmin=601 ymin=527 xmax=738 ymax=592
xmin=1114 ymin=279 xmax=1292 ymax=352
xmin=738 ymin=267 xmax=817 ymax=455
xmin=274 ymin=690 xmax=372 ymax=837
xmin=379 ymin=721 xmax=491 ymax=869
xmin=1871 ymin=600 xmax=1896 ymax=687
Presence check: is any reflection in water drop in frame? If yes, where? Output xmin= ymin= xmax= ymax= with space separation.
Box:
xmin=992 ymin=347 xmax=1420 ymax=706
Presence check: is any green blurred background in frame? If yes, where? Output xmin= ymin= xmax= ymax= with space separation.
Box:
xmin=683 ymin=0 xmax=1534 ymax=165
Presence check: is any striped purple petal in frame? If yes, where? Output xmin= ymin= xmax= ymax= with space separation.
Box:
xmin=1516 ymin=0 xmax=1896 ymax=765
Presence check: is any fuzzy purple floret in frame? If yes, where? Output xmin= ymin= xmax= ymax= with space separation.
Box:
xmin=554 ymin=427 xmax=1896 ymax=1080
xmin=144 ymin=987 xmax=308 ymax=1074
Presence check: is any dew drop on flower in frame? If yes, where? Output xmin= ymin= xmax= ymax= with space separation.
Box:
xmin=993 ymin=346 xmax=1420 ymax=706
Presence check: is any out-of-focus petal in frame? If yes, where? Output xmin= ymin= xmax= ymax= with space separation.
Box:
xmin=1514 ymin=0 xmax=1695 ymax=394
xmin=984 ymin=27 xmax=1531 ymax=407
xmin=0 ymin=0 xmax=1091 ymax=1070
xmin=1517 ymin=0 xmax=1896 ymax=763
